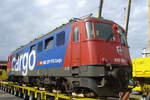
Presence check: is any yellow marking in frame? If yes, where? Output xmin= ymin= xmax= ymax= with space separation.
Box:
xmin=132 ymin=57 xmax=150 ymax=77
xmin=0 ymin=70 xmax=7 ymax=80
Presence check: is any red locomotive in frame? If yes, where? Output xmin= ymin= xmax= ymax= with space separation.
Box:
xmin=7 ymin=16 xmax=132 ymax=97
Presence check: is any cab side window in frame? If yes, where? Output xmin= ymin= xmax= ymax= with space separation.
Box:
xmin=73 ymin=27 xmax=79 ymax=42
xmin=37 ymin=41 xmax=43 ymax=53
xmin=45 ymin=37 xmax=54 ymax=49
xmin=30 ymin=45 xmax=36 ymax=52
xmin=56 ymin=31 xmax=65 ymax=46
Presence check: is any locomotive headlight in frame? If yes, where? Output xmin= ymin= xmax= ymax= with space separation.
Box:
xmin=113 ymin=24 xmax=119 ymax=33
xmin=101 ymin=57 xmax=108 ymax=64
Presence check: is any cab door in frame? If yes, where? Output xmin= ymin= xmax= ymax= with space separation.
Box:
xmin=71 ymin=23 xmax=81 ymax=66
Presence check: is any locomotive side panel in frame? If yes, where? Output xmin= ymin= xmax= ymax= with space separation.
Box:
xmin=9 ymin=25 xmax=71 ymax=76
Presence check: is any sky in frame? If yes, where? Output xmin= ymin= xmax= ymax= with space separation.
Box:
xmin=0 ymin=0 xmax=148 ymax=60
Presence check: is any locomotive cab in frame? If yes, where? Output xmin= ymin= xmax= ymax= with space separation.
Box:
xmin=65 ymin=17 xmax=131 ymax=66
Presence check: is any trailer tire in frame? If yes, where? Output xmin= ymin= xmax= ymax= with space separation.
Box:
xmin=23 ymin=93 xmax=29 ymax=100
xmin=18 ymin=90 xmax=23 ymax=98
xmin=146 ymin=93 xmax=150 ymax=100
xmin=46 ymin=96 xmax=55 ymax=100
xmin=29 ymin=95 xmax=33 ymax=100
xmin=142 ymin=95 xmax=146 ymax=100
xmin=8 ymin=88 xmax=11 ymax=93
xmin=36 ymin=94 xmax=41 ymax=100
xmin=4 ymin=88 xmax=7 ymax=92
xmin=2 ymin=87 xmax=5 ymax=91
xmin=14 ymin=89 xmax=18 ymax=96
xmin=11 ymin=89 xmax=14 ymax=94
xmin=29 ymin=93 xmax=35 ymax=100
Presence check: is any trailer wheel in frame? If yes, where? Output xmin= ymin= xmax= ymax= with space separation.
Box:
xmin=10 ymin=89 xmax=14 ymax=94
xmin=2 ymin=87 xmax=5 ymax=91
xmin=18 ymin=90 xmax=23 ymax=98
xmin=29 ymin=93 xmax=35 ymax=100
xmin=46 ymin=96 xmax=55 ymax=100
xmin=7 ymin=88 xmax=10 ymax=93
xmin=14 ymin=89 xmax=18 ymax=96
xmin=29 ymin=94 xmax=33 ymax=100
xmin=146 ymin=93 xmax=150 ymax=100
xmin=142 ymin=95 xmax=146 ymax=100
xmin=36 ymin=94 xmax=41 ymax=100
xmin=5 ymin=88 xmax=7 ymax=92
xmin=23 ymin=92 xmax=29 ymax=100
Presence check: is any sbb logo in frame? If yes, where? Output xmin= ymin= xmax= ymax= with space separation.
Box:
xmin=116 ymin=46 xmax=123 ymax=55
xmin=12 ymin=50 xmax=36 ymax=76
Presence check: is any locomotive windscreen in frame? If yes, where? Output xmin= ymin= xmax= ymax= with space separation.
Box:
xmin=86 ymin=22 xmax=114 ymax=40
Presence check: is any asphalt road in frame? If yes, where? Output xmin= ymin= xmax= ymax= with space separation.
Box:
xmin=0 ymin=90 xmax=23 ymax=100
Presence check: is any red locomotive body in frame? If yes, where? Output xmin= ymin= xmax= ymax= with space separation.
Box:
xmin=64 ymin=18 xmax=131 ymax=66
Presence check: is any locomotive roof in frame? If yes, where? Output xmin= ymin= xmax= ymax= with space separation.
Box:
xmin=12 ymin=17 xmax=115 ymax=53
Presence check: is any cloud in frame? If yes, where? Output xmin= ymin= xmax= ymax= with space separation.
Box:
xmin=34 ymin=0 xmax=54 ymax=7
xmin=77 ymin=0 xmax=87 ymax=8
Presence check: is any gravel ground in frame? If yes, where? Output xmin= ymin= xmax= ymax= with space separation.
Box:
xmin=0 ymin=90 xmax=23 ymax=100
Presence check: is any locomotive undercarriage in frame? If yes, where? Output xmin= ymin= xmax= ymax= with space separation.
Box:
xmin=8 ymin=65 xmax=132 ymax=97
